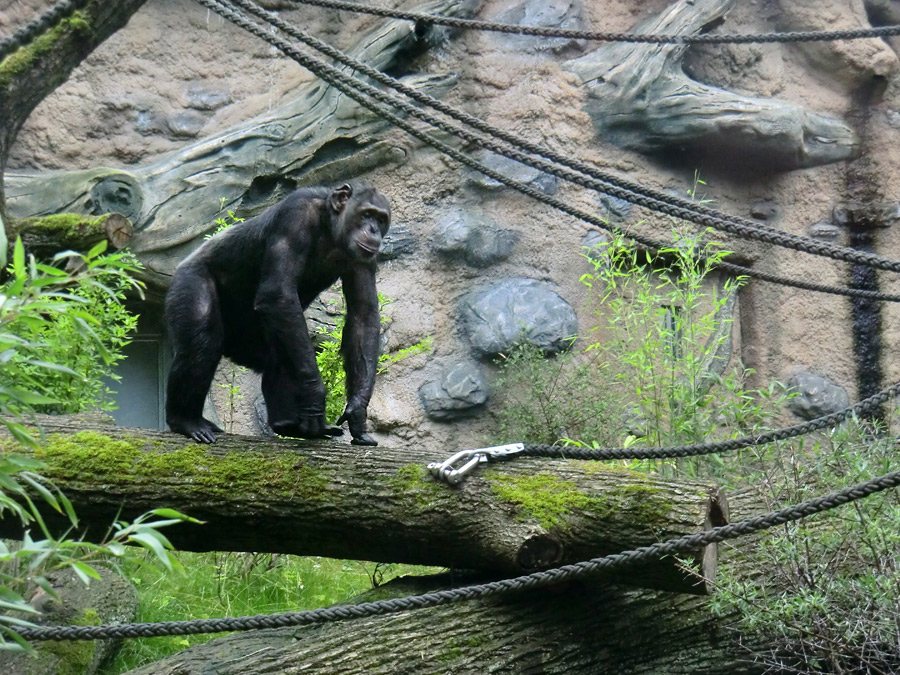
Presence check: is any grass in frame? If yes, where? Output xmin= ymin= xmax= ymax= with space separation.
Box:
xmin=101 ymin=552 xmax=439 ymax=673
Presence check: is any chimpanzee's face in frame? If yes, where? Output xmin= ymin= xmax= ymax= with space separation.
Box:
xmin=330 ymin=184 xmax=391 ymax=262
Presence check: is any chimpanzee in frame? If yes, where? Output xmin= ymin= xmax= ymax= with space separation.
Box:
xmin=164 ymin=183 xmax=390 ymax=446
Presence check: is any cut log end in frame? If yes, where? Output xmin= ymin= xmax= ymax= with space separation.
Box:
xmin=104 ymin=213 xmax=134 ymax=249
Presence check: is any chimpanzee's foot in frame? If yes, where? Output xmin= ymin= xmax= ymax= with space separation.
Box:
xmin=270 ymin=418 xmax=343 ymax=440
xmin=169 ymin=417 xmax=223 ymax=444
xmin=350 ymin=432 xmax=378 ymax=447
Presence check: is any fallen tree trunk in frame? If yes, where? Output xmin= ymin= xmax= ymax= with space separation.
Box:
xmin=0 ymin=417 xmax=727 ymax=594
xmin=122 ymin=546 xmax=766 ymax=675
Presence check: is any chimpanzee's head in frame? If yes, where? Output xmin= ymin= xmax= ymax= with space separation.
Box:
xmin=329 ymin=183 xmax=391 ymax=263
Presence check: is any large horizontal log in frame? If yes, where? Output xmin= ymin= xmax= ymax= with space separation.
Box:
xmin=0 ymin=418 xmax=727 ymax=594
xmin=124 ymin=556 xmax=766 ymax=675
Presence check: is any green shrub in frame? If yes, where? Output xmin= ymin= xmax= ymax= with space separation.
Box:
xmin=7 ymin=250 xmax=140 ymax=414
xmin=492 ymin=341 xmax=622 ymax=447
xmin=0 ymin=239 xmax=192 ymax=650
xmin=711 ymin=420 xmax=900 ymax=673
xmin=581 ymin=227 xmax=748 ymax=448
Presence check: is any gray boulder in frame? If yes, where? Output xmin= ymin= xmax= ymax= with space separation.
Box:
xmin=419 ymin=360 xmax=489 ymax=420
xmin=468 ymin=153 xmax=558 ymax=195
xmin=434 ymin=207 xmax=519 ymax=267
xmin=599 ymin=193 xmax=633 ymax=223
xmin=459 ymin=278 xmax=577 ymax=357
xmin=379 ymin=223 xmax=417 ymax=261
xmin=787 ymin=370 xmax=850 ymax=420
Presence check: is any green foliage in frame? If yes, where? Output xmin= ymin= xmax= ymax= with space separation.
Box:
xmin=492 ymin=341 xmax=622 ymax=447
xmin=6 ymin=246 xmax=141 ymax=414
xmin=0 ymin=239 xmax=193 ymax=651
xmin=316 ymin=292 xmax=432 ymax=422
xmin=492 ymin=220 xmax=785 ymax=467
xmin=711 ymin=421 xmax=900 ymax=673
xmin=0 ymin=239 xmax=142 ymax=441
xmin=206 ymin=201 xmax=244 ymax=238
xmin=581 ymin=227 xmax=747 ymax=448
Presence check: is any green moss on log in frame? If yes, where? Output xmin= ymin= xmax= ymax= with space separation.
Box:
xmin=0 ymin=12 xmax=93 ymax=88
xmin=0 ymin=431 xmax=330 ymax=501
xmin=486 ymin=470 xmax=672 ymax=531
xmin=13 ymin=212 xmax=113 ymax=239
xmin=389 ymin=464 xmax=453 ymax=511
xmin=41 ymin=607 xmax=100 ymax=675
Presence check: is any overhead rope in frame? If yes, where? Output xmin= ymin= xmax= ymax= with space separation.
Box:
xmin=13 ymin=464 xmax=900 ymax=643
xmin=0 ymin=0 xmax=90 ymax=62
xmin=292 ymin=0 xmax=900 ymax=45
xmin=430 ymin=379 xmax=900 ymax=485
xmin=236 ymin=0 xmax=900 ymax=277
xmin=210 ymin=0 xmax=900 ymax=302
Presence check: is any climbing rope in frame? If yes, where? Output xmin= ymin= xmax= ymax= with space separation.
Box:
xmin=13 ymin=464 xmax=900 ymax=642
xmin=202 ymin=0 xmax=900 ymax=303
xmin=430 ymin=380 xmax=900 ymax=484
xmin=231 ymin=0 xmax=900 ymax=281
xmin=292 ymin=0 xmax=900 ymax=45
xmin=0 ymin=0 xmax=91 ymax=62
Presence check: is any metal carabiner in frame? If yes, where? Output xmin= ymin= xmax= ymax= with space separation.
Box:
xmin=427 ymin=449 xmax=485 ymax=485
xmin=427 ymin=443 xmax=525 ymax=485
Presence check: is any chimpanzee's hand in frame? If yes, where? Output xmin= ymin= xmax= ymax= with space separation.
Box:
xmin=336 ymin=405 xmax=377 ymax=446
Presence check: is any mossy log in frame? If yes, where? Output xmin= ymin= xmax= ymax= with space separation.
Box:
xmin=0 ymin=566 xmax=137 ymax=675
xmin=0 ymin=417 xmax=728 ymax=595
xmin=8 ymin=212 xmax=133 ymax=258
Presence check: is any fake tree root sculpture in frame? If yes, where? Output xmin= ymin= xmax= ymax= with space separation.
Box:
xmin=563 ymin=0 xmax=861 ymax=170
xmin=5 ymin=0 xmax=477 ymax=288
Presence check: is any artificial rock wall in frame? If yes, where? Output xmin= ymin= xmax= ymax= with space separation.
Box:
xmin=5 ymin=0 xmax=900 ymax=448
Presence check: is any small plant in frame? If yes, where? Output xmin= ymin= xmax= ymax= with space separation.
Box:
xmin=492 ymin=341 xmax=623 ymax=446
xmin=215 ymin=363 xmax=247 ymax=433
xmin=581 ymin=226 xmax=747 ymax=449
xmin=206 ymin=199 xmax=245 ymax=238
xmin=316 ymin=291 xmax=432 ymax=423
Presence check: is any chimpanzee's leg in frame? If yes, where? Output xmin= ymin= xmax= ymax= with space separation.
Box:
xmin=165 ymin=267 xmax=224 ymax=443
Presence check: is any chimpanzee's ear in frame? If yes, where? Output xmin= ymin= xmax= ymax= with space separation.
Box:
xmin=330 ymin=184 xmax=353 ymax=212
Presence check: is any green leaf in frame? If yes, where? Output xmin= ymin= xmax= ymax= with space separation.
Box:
xmin=70 ymin=560 xmax=102 ymax=584
xmin=58 ymin=490 xmax=78 ymax=527
xmin=12 ymin=238 xmax=25 ymax=279
xmin=149 ymin=507 xmax=204 ymax=524
xmin=87 ymin=240 xmax=109 ymax=259
xmin=21 ymin=360 xmax=82 ymax=377
xmin=18 ymin=474 xmax=60 ymax=513
xmin=128 ymin=531 xmax=174 ymax=571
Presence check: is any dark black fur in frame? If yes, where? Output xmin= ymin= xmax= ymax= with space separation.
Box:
xmin=165 ymin=183 xmax=390 ymax=445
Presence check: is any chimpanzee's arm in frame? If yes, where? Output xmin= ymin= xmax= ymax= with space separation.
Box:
xmin=337 ymin=264 xmax=380 ymax=446
xmin=254 ymin=236 xmax=339 ymax=439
